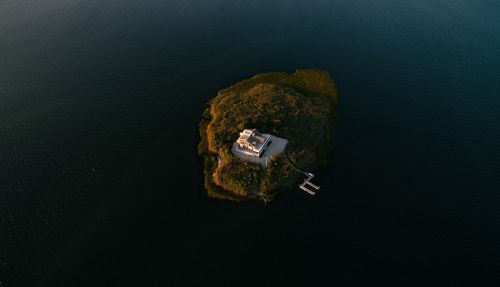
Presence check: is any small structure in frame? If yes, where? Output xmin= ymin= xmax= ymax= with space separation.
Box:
xmin=232 ymin=130 xmax=288 ymax=167
xmin=235 ymin=129 xmax=271 ymax=157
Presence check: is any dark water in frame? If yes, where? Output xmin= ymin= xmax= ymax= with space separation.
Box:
xmin=1 ymin=0 xmax=500 ymax=286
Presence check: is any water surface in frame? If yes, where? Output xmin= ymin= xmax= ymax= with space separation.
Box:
xmin=1 ymin=0 xmax=499 ymax=286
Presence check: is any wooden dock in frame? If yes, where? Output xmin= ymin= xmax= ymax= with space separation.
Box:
xmin=282 ymin=151 xmax=321 ymax=196
xmin=299 ymin=173 xmax=320 ymax=195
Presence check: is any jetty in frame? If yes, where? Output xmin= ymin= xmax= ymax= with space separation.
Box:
xmin=283 ymin=151 xmax=320 ymax=196
xmin=299 ymin=173 xmax=320 ymax=195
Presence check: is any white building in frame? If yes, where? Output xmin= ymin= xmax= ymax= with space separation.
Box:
xmin=235 ymin=129 xmax=271 ymax=157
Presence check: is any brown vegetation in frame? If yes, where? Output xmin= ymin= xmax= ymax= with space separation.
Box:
xmin=198 ymin=69 xmax=337 ymax=201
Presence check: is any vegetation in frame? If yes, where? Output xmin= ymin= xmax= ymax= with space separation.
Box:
xmin=260 ymin=155 xmax=295 ymax=192
xmin=198 ymin=69 xmax=338 ymax=202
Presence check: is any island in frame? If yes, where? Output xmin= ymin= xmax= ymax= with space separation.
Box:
xmin=198 ymin=69 xmax=338 ymax=202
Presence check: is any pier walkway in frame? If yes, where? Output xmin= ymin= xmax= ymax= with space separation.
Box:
xmin=283 ymin=151 xmax=321 ymax=195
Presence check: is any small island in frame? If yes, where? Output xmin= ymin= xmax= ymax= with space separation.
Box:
xmin=198 ymin=69 xmax=338 ymax=202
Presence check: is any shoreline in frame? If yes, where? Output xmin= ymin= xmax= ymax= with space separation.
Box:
xmin=198 ymin=69 xmax=338 ymax=202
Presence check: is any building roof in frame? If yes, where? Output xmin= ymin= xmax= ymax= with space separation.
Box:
xmin=237 ymin=129 xmax=269 ymax=151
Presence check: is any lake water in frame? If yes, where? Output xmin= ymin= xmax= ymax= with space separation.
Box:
xmin=1 ymin=0 xmax=499 ymax=286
